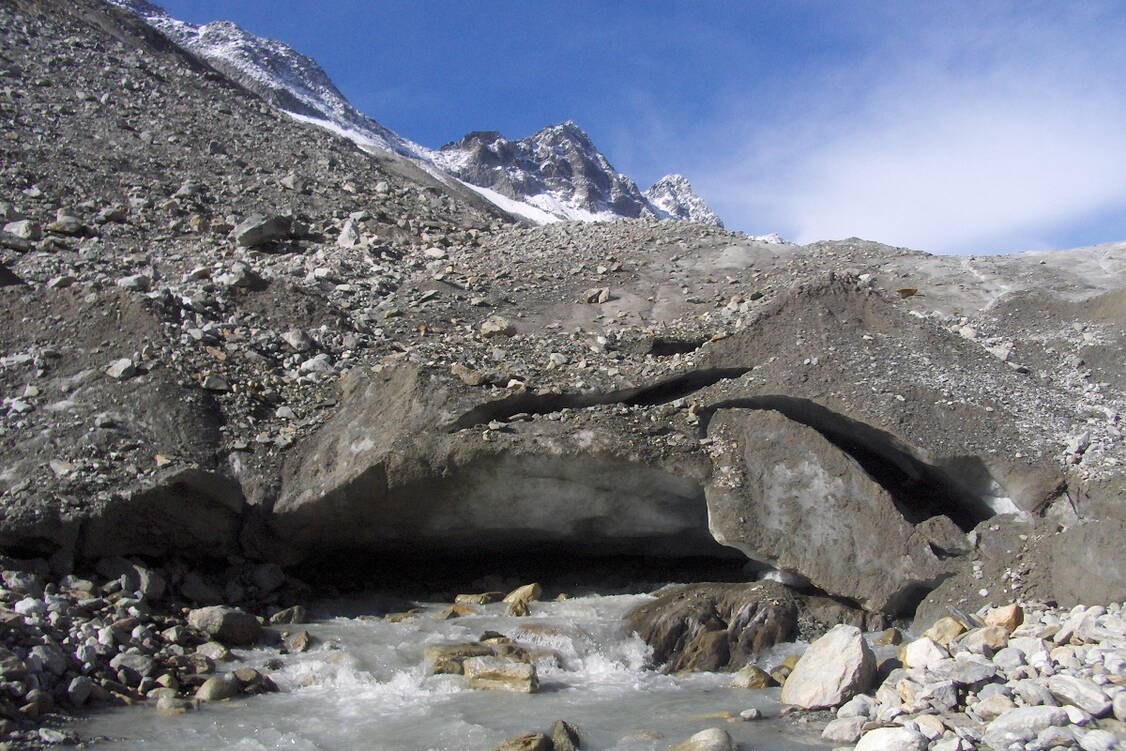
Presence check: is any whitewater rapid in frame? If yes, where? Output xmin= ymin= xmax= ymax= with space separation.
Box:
xmin=82 ymin=593 xmax=831 ymax=751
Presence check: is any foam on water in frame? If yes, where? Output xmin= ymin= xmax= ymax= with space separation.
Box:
xmin=82 ymin=593 xmax=832 ymax=751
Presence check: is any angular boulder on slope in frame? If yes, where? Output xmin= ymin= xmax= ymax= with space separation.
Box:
xmin=706 ymin=409 xmax=956 ymax=613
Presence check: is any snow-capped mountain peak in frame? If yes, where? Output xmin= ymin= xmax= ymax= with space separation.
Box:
xmin=644 ymin=174 xmax=724 ymax=227
xmin=436 ymin=121 xmax=686 ymax=222
xmin=107 ymin=1 xmax=730 ymax=228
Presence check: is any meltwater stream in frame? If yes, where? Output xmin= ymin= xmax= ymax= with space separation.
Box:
xmin=83 ymin=593 xmax=833 ymax=751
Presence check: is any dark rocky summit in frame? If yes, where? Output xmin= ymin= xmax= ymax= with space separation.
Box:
xmin=644 ymin=174 xmax=724 ymax=227
xmin=0 ymin=0 xmax=1124 ymax=746
xmin=435 ymin=122 xmax=656 ymax=218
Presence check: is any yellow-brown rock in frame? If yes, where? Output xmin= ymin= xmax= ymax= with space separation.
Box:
xmin=984 ymin=603 xmax=1024 ymax=633
xmin=923 ymin=616 xmax=966 ymax=645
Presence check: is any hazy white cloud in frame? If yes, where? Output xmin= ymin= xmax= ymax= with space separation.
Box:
xmin=701 ymin=4 xmax=1126 ymax=253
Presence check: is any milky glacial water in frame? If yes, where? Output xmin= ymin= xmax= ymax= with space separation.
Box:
xmin=82 ymin=594 xmax=832 ymax=751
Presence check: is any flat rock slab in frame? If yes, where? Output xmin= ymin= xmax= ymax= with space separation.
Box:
xmin=462 ymin=656 xmax=538 ymax=693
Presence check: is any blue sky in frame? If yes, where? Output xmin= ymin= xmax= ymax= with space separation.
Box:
xmin=158 ymin=1 xmax=1126 ymax=253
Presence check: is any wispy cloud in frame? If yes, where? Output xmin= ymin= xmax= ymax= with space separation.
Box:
xmin=700 ymin=3 xmax=1126 ymax=253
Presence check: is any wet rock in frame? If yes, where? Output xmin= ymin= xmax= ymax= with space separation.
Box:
xmin=665 ymin=727 xmax=734 ymax=751
xmin=627 ymin=581 xmax=798 ymax=673
xmin=435 ymin=604 xmax=477 ymax=620
xmin=156 ymin=694 xmax=196 ymax=715
xmin=66 ymin=676 xmax=93 ymax=707
xmin=195 ymin=641 xmax=231 ymax=662
xmin=269 ymin=605 xmax=307 ymax=624
xmin=194 ymin=672 xmax=240 ymax=701
xmin=551 ymin=720 xmax=582 ymax=751
xmin=424 ymin=642 xmax=494 ymax=675
xmin=455 ymin=592 xmax=504 ymax=605
xmin=487 ymin=733 xmax=551 ymax=751
xmin=730 ymin=664 xmax=773 ymax=689
xmin=187 ymin=606 xmax=261 ymax=646
xmin=505 ymin=599 xmax=530 ymax=617
xmin=234 ymin=667 xmax=277 ymax=694
xmin=462 ymin=656 xmax=538 ymax=693
xmin=503 ymin=582 xmax=542 ymax=603
xmin=282 ymin=630 xmax=311 ymax=653
xmin=779 ymin=624 xmax=875 ymax=709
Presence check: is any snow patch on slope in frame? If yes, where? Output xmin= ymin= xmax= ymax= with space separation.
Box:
xmin=459 ymin=184 xmax=561 ymax=225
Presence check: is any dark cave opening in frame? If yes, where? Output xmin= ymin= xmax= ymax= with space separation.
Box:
xmin=292 ymin=548 xmax=750 ymax=600
xmin=647 ymin=338 xmax=706 ymax=357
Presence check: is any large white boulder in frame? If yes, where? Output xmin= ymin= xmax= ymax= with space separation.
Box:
xmin=780 ymin=624 xmax=875 ymax=709
xmin=855 ymin=726 xmax=927 ymax=751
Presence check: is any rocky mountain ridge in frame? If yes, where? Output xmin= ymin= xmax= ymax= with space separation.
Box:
xmin=106 ymin=0 xmax=727 ymax=228
xmin=644 ymin=173 xmax=725 ymax=227
xmin=435 ymin=122 xmax=724 ymax=226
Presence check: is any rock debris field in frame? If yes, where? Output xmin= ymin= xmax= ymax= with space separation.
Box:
xmin=0 ymin=0 xmax=1124 ymax=749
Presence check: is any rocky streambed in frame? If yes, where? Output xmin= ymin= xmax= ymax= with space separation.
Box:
xmin=2 ymin=553 xmax=1123 ymax=751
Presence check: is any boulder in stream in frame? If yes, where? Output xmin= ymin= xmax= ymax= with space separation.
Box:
xmin=463 ymin=656 xmax=539 ymax=693
xmin=666 ymin=727 xmax=735 ymax=751
xmin=626 ymin=581 xmax=799 ymax=672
